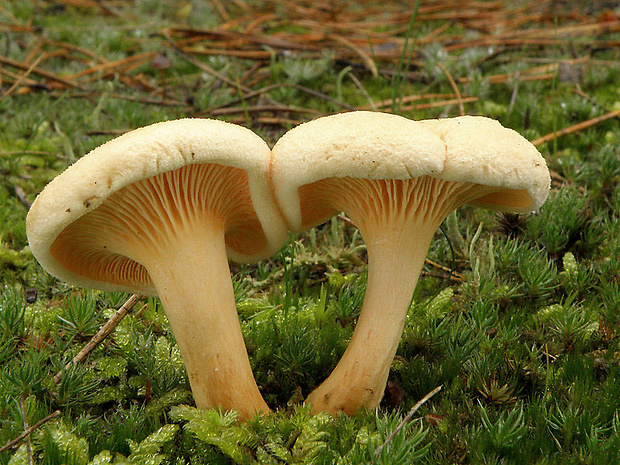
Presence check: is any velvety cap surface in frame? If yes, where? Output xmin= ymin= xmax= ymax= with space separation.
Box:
xmin=27 ymin=118 xmax=287 ymax=292
xmin=271 ymin=111 xmax=551 ymax=230
xmin=271 ymin=111 xmax=446 ymax=230
xmin=419 ymin=115 xmax=550 ymax=212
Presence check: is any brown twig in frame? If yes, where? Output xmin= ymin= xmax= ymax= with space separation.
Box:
xmin=421 ymin=270 xmax=465 ymax=283
xmin=164 ymin=29 xmax=254 ymax=93
xmin=64 ymin=52 xmax=156 ymax=81
xmin=205 ymin=82 xmax=356 ymax=113
xmin=366 ymin=93 xmax=458 ymax=111
xmin=208 ymin=104 xmax=321 ymax=117
xmin=0 ymin=54 xmax=46 ymax=103
xmin=211 ymin=0 xmax=231 ymax=21
xmin=14 ymin=186 xmax=32 ymax=209
xmin=424 ymin=258 xmax=465 ymax=282
xmin=0 ymin=67 xmax=44 ymax=90
xmin=0 ymin=150 xmax=55 ymax=157
xmin=0 ymin=411 xmax=61 ymax=454
xmin=53 ymin=294 xmax=142 ymax=384
xmin=0 ymin=4 xmax=20 ymax=24
xmin=348 ymin=72 xmax=377 ymax=110
xmin=374 ymin=385 xmax=443 ymax=460
xmin=230 ymin=0 xmax=251 ymax=13
xmin=277 ymin=83 xmax=356 ymax=111
xmin=18 ymin=397 xmax=33 ymax=465
xmin=435 ymin=61 xmax=465 ymax=116
xmin=0 ymin=55 xmax=80 ymax=89
xmin=400 ymin=97 xmax=478 ymax=112
xmin=531 ymin=109 xmax=620 ymax=146
xmin=67 ymin=90 xmax=189 ymax=108
xmin=331 ymin=35 xmax=379 ymax=78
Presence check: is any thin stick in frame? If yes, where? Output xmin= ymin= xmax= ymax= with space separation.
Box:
xmin=211 ymin=0 xmax=231 ymax=21
xmin=204 ymin=82 xmax=356 ymax=113
xmin=230 ymin=0 xmax=251 ymax=12
xmin=0 ymin=55 xmax=80 ymax=89
xmin=283 ymin=83 xmax=356 ymax=111
xmin=0 ymin=151 xmax=55 ymax=157
xmin=400 ymin=97 xmax=477 ymax=112
xmin=64 ymin=52 xmax=156 ymax=80
xmin=348 ymin=72 xmax=377 ymax=111
xmin=435 ymin=61 xmax=464 ymax=116
xmin=331 ymin=35 xmax=379 ymax=78
xmin=0 ymin=411 xmax=61 ymax=454
xmin=18 ymin=397 xmax=33 ymax=465
xmin=366 ymin=93 xmax=458 ymax=110
xmin=531 ymin=108 xmax=620 ymax=146
xmin=53 ymin=294 xmax=142 ymax=383
xmin=164 ymin=30 xmax=252 ymax=93
xmin=0 ymin=54 xmax=46 ymax=103
xmin=0 ymin=67 xmax=42 ymax=89
xmin=508 ymin=72 xmax=520 ymax=114
xmin=14 ymin=186 xmax=32 ymax=209
xmin=209 ymin=103 xmax=320 ymax=116
xmin=424 ymin=258 xmax=465 ymax=282
xmin=421 ymin=270 xmax=464 ymax=283
xmin=374 ymin=385 xmax=443 ymax=459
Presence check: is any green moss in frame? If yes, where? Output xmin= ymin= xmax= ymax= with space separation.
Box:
xmin=1 ymin=0 xmax=619 ymax=463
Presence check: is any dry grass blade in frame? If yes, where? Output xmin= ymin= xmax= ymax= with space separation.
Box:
xmin=68 ymin=91 xmax=189 ymax=108
xmin=0 ymin=411 xmax=61 ymax=454
xmin=331 ymin=35 xmax=379 ymax=78
xmin=211 ymin=0 xmax=231 ymax=21
xmin=18 ymin=397 xmax=33 ymax=465
xmin=0 ymin=55 xmax=80 ymax=91
xmin=163 ymin=29 xmax=252 ymax=93
xmin=364 ymin=93 xmax=456 ymax=111
xmin=401 ymin=97 xmax=478 ymax=113
xmin=434 ymin=62 xmax=465 ymax=116
xmin=532 ymin=109 xmax=620 ymax=146
xmin=53 ymin=294 xmax=143 ymax=384
xmin=205 ymin=82 xmax=356 ymax=113
xmin=208 ymin=104 xmax=321 ymax=117
xmin=64 ymin=52 xmax=156 ymax=81
xmin=0 ymin=54 xmax=46 ymax=102
xmin=374 ymin=385 xmax=443 ymax=460
xmin=425 ymin=258 xmax=465 ymax=282
xmin=14 ymin=186 xmax=32 ymax=209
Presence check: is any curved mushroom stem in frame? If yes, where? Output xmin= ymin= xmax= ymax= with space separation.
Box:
xmin=307 ymin=224 xmax=435 ymax=415
xmin=53 ymin=164 xmax=272 ymax=421
xmin=303 ymin=177 xmax=497 ymax=416
xmin=140 ymin=224 xmax=270 ymax=420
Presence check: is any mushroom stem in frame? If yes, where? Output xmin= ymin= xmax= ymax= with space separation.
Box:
xmin=306 ymin=222 xmax=435 ymax=415
xmin=50 ymin=163 xmax=273 ymax=420
xmin=140 ymin=224 xmax=270 ymax=420
xmin=303 ymin=177 xmax=497 ymax=415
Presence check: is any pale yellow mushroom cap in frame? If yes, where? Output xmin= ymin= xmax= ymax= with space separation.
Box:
xmin=271 ymin=111 xmax=446 ymax=231
xmin=271 ymin=111 xmax=551 ymax=231
xmin=26 ymin=118 xmax=288 ymax=294
xmin=419 ymin=115 xmax=550 ymax=212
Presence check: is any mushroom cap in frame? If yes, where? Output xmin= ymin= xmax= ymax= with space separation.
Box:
xmin=271 ymin=111 xmax=550 ymax=231
xmin=418 ymin=115 xmax=550 ymax=212
xmin=27 ymin=118 xmax=288 ymax=293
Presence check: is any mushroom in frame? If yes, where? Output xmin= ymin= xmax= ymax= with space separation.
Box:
xmin=26 ymin=118 xmax=287 ymax=420
xmin=270 ymin=111 xmax=550 ymax=415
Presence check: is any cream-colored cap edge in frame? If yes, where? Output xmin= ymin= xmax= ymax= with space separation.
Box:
xmin=26 ymin=118 xmax=288 ymax=292
xmin=271 ymin=111 xmax=551 ymax=231
xmin=418 ymin=115 xmax=550 ymax=212
xmin=271 ymin=111 xmax=447 ymax=230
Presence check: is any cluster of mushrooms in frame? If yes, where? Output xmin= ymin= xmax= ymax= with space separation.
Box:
xmin=26 ymin=111 xmax=550 ymax=421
